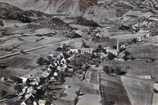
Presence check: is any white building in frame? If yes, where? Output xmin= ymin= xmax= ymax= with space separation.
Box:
xmin=68 ymin=49 xmax=80 ymax=54
xmin=106 ymin=47 xmax=118 ymax=55
xmin=81 ymin=48 xmax=94 ymax=54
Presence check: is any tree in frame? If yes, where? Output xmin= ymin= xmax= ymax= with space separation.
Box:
xmin=113 ymin=46 xmax=117 ymax=49
xmin=103 ymin=66 xmax=110 ymax=74
xmin=0 ymin=90 xmax=7 ymax=97
xmin=123 ymin=51 xmax=130 ymax=61
xmin=114 ymin=67 xmax=121 ymax=75
xmin=37 ymin=57 xmax=45 ymax=65
xmin=132 ymin=38 xmax=137 ymax=43
xmin=0 ymin=20 xmax=4 ymax=27
xmin=58 ymin=72 xmax=65 ymax=83
xmin=62 ymin=43 xmax=67 ymax=51
xmin=98 ymin=45 xmax=102 ymax=49
xmin=108 ymin=52 xmax=116 ymax=60
xmin=13 ymin=84 xmax=23 ymax=93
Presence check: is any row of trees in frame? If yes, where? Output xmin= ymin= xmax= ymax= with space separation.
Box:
xmin=103 ymin=66 xmax=126 ymax=75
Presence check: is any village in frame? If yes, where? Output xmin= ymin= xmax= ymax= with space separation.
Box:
xmin=1 ymin=0 xmax=158 ymax=105
xmin=0 ymin=25 xmax=155 ymax=105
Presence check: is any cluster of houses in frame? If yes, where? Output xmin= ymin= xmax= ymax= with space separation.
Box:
xmin=57 ymin=38 xmax=131 ymax=62
xmin=133 ymin=33 xmax=150 ymax=43
xmin=1 ymin=32 xmax=151 ymax=105
xmin=58 ymin=40 xmax=120 ymax=61
xmin=19 ymin=52 xmax=76 ymax=104
xmin=1 ymin=75 xmax=46 ymax=105
xmin=0 ymin=51 xmax=75 ymax=105
xmin=0 ymin=39 xmax=126 ymax=104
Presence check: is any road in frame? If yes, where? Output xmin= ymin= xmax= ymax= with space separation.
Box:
xmin=0 ymin=39 xmax=69 ymax=59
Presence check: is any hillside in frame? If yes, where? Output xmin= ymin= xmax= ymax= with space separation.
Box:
xmin=0 ymin=0 xmax=97 ymax=16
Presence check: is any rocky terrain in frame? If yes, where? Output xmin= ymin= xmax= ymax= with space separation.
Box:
xmin=0 ymin=0 xmax=158 ymax=105
xmin=0 ymin=0 xmax=97 ymax=16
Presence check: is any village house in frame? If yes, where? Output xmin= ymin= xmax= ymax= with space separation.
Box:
xmin=81 ymin=48 xmax=94 ymax=54
xmin=68 ymin=49 xmax=80 ymax=55
xmin=105 ymin=47 xmax=118 ymax=56
xmin=99 ymin=52 xmax=108 ymax=60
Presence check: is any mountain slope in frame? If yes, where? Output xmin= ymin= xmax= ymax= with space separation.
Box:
xmin=0 ymin=0 xmax=97 ymax=16
xmin=0 ymin=2 xmax=52 ymax=23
